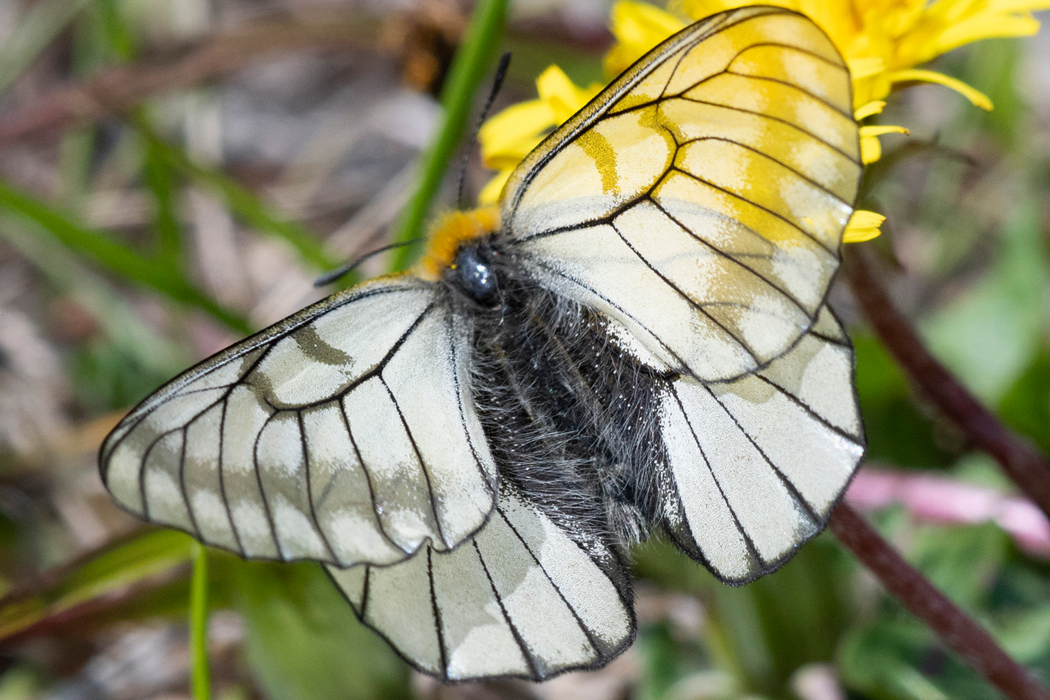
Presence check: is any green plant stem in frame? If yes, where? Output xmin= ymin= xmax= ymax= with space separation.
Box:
xmin=190 ymin=542 xmax=211 ymax=700
xmin=830 ymin=504 xmax=1050 ymax=700
xmin=390 ymin=0 xmax=508 ymax=271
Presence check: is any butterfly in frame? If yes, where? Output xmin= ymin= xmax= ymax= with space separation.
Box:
xmin=99 ymin=6 xmax=864 ymax=682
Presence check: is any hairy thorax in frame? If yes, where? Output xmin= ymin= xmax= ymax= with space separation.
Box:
xmin=427 ymin=208 xmax=678 ymax=549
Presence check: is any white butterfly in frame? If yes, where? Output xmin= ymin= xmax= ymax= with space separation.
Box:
xmin=100 ymin=6 xmax=864 ymax=682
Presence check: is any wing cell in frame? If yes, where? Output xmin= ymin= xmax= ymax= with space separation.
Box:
xmin=100 ymin=278 xmax=497 ymax=568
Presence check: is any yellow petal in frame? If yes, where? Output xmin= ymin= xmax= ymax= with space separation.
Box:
xmin=610 ymin=1 xmax=684 ymax=46
xmin=859 ymin=124 xmax=909 ymax=164
xmin=605 ymin=1 xmax=685 ymax=76
xmin=843 ymin=210 xmax=885 ymax=243
xmin=478 ymin=100 xmax=554 ymax=166
xmin=859 ymin=125 xmax=911 ymax=137
xmin=483 ymin=135 xmax=545 ymax=171
xmin=887 ymin=68 xmax=993 ymax=110
xmin=933 ymin=14 xmax=1041 ymax=56
xmin=846 ymin=56 xmax=885 ymax=80
xmin=537 ymin=65 xmax=599 ymax=123
xmin=860 ymin=134 xmax=882 ymax=164
xmin=478 ymin=169 xmax=512 ymax=205
xmin=670 ymin=0 xmax=740 ymax=16
xmin=854 ymin=100 xmax=887 ymax=121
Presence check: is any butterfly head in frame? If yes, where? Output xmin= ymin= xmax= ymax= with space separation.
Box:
xmin=449 ymin=243 xmax=500 ymax=307
xmin=415 ymin=206 xmax=503 ymax=306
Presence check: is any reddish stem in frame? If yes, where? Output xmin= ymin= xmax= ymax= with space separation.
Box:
xmin=843 ymin=246 xmax=1050 ymax=521
xmin=830 ymin=503 xmax=1050 ymax=700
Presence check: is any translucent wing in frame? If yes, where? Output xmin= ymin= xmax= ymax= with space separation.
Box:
xmin=327 ymin=489 xmax=634 ymax=682
xmin=659 ymin=306 xmax=863 ymax=583
xmin=99 ymin=277 xmax=496 ymax=567
xmin=500 ymin=7 xmax=861 ymax=382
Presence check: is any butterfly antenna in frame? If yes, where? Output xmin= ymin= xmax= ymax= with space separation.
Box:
xmin=314 ymin=238 xmax=422 ymax=287
xmin=457 ymin=52 xmax=512 ymax=209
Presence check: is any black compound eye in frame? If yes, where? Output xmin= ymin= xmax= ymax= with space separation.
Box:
xmin=453 ymin=247 xmax=500 ymax=305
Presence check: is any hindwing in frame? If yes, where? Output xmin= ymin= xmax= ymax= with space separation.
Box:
xmin=99 ymin=277 xmax=497 ymax=567
xmin=659 ymin=305 xmax=864 ymax=582
xmin=327 ymin=488 xmax=634 ymax=681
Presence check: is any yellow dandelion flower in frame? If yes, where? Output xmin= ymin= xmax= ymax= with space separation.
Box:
xmin=667 ymin=0 xmax=1050 ymax=108
xmin=478 ymin=0 xmax=1049 ymax=237
xmin=603 ymin=1 xmax=686 ymax=77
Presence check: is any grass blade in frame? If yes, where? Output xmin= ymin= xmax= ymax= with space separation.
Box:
xmin=0 ymin=179 xmax=249 ymax=333
xmin=0 ymin=530 xmax=193 ymax=642
xmin=144 ymin=138 xmax=184 ymax=266
xmin=134 ymin=123 xmax=336 ymax=271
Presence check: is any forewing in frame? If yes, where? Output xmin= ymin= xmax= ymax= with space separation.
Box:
xmin=501 ymin=7 xmax=861 ymax=381
xmin=99 ymin=277 xmax=497 ymax=567
xmin=327 ymin=489 xmax=634 ymax=682
xmin=658 ymin=306 xmax=863 ymax=583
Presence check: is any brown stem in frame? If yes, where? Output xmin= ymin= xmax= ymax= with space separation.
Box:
xmin=830 ymin=503 xmax=1050 ymax=700
xmin=843 ymin=246 xmax=1050 ymax=521
xmin=0 ymin=13 xmax=376 ymax=150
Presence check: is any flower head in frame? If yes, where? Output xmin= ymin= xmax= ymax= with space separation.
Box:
xmin=662 ymin=0 xmax=1049 ymax=111
xmin=478 ymin=0 xmax=1050 ymax=239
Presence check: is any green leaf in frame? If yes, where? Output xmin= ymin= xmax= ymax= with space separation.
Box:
xmin=853 ymin=334 xmax=953 ymax=469
xmin=997 ymin=604 xmax=1050 ymax=664
xmin=634 ymin=535 xmax=853 ymax=697
xmin=0 ymin=666 xmax=43 ymax=700
xmin=999 ymin=352 xmax=1050 ymax=454
xmin=910 ymin=523 xmax=1009 ymax=612
xmin=0 ymin=530 xmax=193 ymax=642
xmin=229 ymin=560 xmax=409 ymax=700
xmin=839 ymin=622 xmax=952 ymax=700
xmin=922 ymin=199 xmax=1047 ymax=405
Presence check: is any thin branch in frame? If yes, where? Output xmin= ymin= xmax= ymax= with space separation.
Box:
xmin=830 ymin=503 xmax=1050 ymax=700
xmin=0 ymin=14 xmax=375 ymax=150
xmin=843 ymin=245 xmax=1050 ymax=521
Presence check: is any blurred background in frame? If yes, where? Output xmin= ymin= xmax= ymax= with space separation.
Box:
xmin=0 ymin=0 xmax=1048 ymax=698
